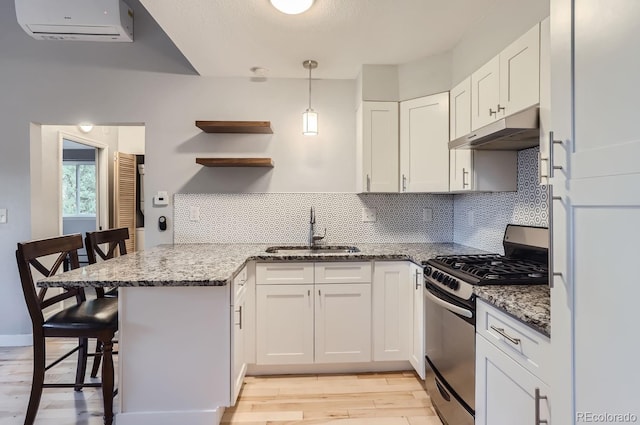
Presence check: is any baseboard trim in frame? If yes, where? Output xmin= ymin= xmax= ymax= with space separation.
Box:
xmin=0 ymin=334 xmax=32 ymax=347
xmin=247 ymin=360 xmax=412 ymax=376
xmin=117 ymin=408 xmax=224 ymax=425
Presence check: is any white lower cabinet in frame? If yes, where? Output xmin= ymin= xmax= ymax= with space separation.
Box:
xmin=476 ymin=300 xmax=551 ymax=424
xmin=231 ymin=263 xmax=253 ymax=405
xmin=256 ymin=262 xmax=371 ymax=365
xmin=372 ymin=262 xmax=411 ymax=361
xmin=314 ymin=283 xmax=371 ymax=363
xmin=409 ymin=263 xmax=425 ymax=379
xmin=256 ymin=284 xmax=314 ymax=365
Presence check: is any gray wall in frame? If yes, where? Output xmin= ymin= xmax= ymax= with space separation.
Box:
xmin=0 ymin=0 xmax=356 ymax=340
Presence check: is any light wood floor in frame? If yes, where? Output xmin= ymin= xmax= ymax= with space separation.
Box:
xmin=1 ymin=340 xmax=442 ymax=425
xmin=222 ymin=372 xmax=443 ymax=425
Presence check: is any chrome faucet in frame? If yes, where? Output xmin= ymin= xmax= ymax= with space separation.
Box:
xmin=308 ymin=207 xmax=326 ymax=247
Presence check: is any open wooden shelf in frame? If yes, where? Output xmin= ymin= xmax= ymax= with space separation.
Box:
xmin=195 ymin=121 xmax=273 ymax=134
xmin=196 ymin=158 xmax=274 ymax=168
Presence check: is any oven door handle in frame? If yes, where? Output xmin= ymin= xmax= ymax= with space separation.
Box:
xmin=424 ymin=288 xmax=473 ymax=319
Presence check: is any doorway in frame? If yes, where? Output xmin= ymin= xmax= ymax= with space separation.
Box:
xmin=59 ymin=133 xmax=109 ymax=264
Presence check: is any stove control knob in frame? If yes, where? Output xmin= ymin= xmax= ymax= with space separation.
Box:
xmin=424 ymin=266 xmax=432 ymax=277
xmin=443 ymin=276 xmax=451 ymax=285
xmin=437 ymin=274 xmax=445 ymax=283
xmin=450 ymin=279 xmax=460 ymax=290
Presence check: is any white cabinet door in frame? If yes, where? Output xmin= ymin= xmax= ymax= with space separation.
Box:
xmin=361 ymin=101 xmax=399 ymax=193
xmin=231 ymin=283 xmax=247 ymax=404
xmin=449 ymin=149 xmax=473 ymax=191
xmin=372 ymin=262 xmax=411 ymax=361
xmin=450 ymin=77 xmax=472 ymax=142
xmin=314 ymin=283 xmax=371 ymax=363
xmin=471 ymin=23 xmax=540 ymax=131
xmin=400 ymin=92 xmax=449 ymax=192
xmin=476 ymin=335 xmax=551 ymax=425
xmin=499 ymin=23 xmax=540 ymax=117
xmin=256 ymin=284 xmax=314 ymax=365
xmin=471 ymin=56 xmax=500 ymax=131
xmin=550 ymin=1 xmax=640 ymax=423
xmin=538 ymin=17 xmax=550 ymax=185
xmin=409 ymin=263 xmax=425 ymax=379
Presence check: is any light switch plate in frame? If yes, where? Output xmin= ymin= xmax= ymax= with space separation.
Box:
xmin=0 ymin=208 xmax=6 ymax=224
xmin=362 ymin=207 xmax=377 ymax=222
xmin=422 ymin=208 xmax=433 ymax=222
xmin=189 ymin=206 xmax=200 ymax=222
xmin=153 ymin=191 xmax=169 ymax=207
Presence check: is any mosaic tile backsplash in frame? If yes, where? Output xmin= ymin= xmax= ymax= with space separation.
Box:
xmin=175 ymin=193 xmax=454 ymax=244
xmin=453 ymin=147 xmax=548 ymax=253
xmin=174 ymin=147 xmax=547 ymax=252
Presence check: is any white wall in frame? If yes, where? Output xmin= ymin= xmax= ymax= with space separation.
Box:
xmin=117 ymin=126 xmax=146 ymax=155
xmin=398 ymin=52 xmax=452 ymax=101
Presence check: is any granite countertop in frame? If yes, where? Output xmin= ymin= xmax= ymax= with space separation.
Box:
xmin=38 ymin=242 xmax=487 ymax=289
xmin=474 ymin=285 xmax=550 ymax=337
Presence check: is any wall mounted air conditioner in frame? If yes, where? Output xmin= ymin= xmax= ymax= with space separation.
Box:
xmin=15 ymin=0 xmax=133 ymax=42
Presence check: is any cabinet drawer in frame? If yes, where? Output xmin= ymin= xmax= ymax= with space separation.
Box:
xmin=477 ymin=299 xmax=550 ymax=384
xmin=256 ymin=262 xmax=314 ymax=285
xmin=314 ymin=262 xmax=372 ymax=284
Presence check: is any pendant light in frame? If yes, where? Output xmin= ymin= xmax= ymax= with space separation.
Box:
xmin=302 ymin=60 xmax=318 ymax=136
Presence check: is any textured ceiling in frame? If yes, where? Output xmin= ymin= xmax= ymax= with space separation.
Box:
xmin=139 ymin=0 xmax=499 ymax=79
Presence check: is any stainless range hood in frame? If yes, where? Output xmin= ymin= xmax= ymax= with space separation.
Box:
xmin=449 ymin=106 xmax=540 ymax=150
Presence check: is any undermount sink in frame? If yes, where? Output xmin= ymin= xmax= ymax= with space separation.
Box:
xmin=265 ymin=245 xmax=360 ymax=255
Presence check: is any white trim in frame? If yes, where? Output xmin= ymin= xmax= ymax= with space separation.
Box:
xmin=0 ymin=333 xmax=33 ymax=347
xmin=58 ymin=132 xmax=109 ymax=234
xmin=247 ymin=360 xmax=412 ymax=376
xmin=117 ymin=408 xmax=224 ymax=425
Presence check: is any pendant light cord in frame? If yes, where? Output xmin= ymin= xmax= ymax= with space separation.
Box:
xmin=308 ymin=63 xmax=312 ymax=110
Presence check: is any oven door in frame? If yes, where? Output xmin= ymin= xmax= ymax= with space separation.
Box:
xmin=424 ymin=282 xmax=475 ymax=420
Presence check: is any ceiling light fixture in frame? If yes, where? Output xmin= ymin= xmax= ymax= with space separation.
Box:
xmin=78 ymin=123 xmax=94 ymax=133
xmin=270 ymin=0 xmax=314 ymax=15
xmin=302 ymin=60 xmax=318 ymax=136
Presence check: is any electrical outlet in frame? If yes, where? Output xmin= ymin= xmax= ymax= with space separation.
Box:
xmin=467 ymin=210 xmax=475 ymax=226
xmin=0 ymin=208 xmax=6 ymax=224
xmin=189 ymin=206 xmax=200 ymax=222
xmin=422 ymin=208 xmax=433 ymax=222
xmin=362 ymin=207 xmax=377 ymax=222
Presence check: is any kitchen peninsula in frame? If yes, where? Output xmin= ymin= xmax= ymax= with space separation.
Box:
xmin=38 ymin=243 xmax=549 ymax=425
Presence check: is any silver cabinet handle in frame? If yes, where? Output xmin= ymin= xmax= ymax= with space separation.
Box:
xmin=318 ymin=289 xmax=321 ymax=296
xmin=402 ymin=174 xmax=407 ymax=192
xmin=366 ymin=174 xmax=371 ymax=192
xmin=308 ymin=289 xmax=310 ymax=296
xmin=497 ymin=103 xmax=505 ymax=113
xmin=415 ymin=270 xmax=420 ymax=290
xmin=535 ymin=388 xmax=549 ymax=425
xmin=489 ymin=107 xmax=497 ymax=117
xmin=235 ymin=306 xmax=243 ymax=329
xmin=490 ymin=325 xmax=521 ymax=345
xmin=462 ymin=168 xmax=469 ymax=188
xmin=548 ymin=131 xmax=565 ymax=178
xmin=548 ymin=185 xmax=563 ymax=289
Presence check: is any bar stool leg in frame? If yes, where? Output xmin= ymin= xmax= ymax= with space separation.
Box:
xmin=24 ymin=339 xmax=45 ymax=425
xmin=90 ymin=339 xmax=103 ymax=378
xmin=75 ymin=337 xmax=88 ymax=391
xmin=100 ymin=339 xmax=115 ymax=425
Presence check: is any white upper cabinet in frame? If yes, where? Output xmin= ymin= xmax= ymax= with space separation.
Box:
xmin=499 ymin=23 xmax=541 ymax=117
xmin=538 ymin=16 xmax=551 ymax=185
xmin=471 ymin=23 xmax=541 ymax=131
xmin=471 ymin=56 xmax=501 ymax=130
xmin=450 ymin=77 xmax=472 ymax=142
xmin=358 ymin=101 xmax=399 ymax=193
xmin=450 ymin=150 xmax=517 ymax=192
xmin=400 ymin=92 xmax=450 ymax=192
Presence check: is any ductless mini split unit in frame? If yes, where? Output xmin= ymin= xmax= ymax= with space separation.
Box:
xmin=15 ymin=0 xmax=133 ymax=42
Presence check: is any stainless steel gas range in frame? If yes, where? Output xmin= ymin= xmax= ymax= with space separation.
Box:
xmin=423 ymin=224 xmax=549 ymax=425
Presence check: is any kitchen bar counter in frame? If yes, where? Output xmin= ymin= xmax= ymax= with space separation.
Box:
xmin=473 ymin=284 xmax=550 ymax=337
xmin=38 ymin=242 xmax=487 ymax=289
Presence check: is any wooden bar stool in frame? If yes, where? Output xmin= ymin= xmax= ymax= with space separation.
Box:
xmin=16 ymin=234 xmax=118 ymax=425
xmin=84 ymin=227 xmax=128 ymax=377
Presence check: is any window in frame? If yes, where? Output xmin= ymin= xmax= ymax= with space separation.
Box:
xmin=62 ymin=162 xmax=96 ymax=216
